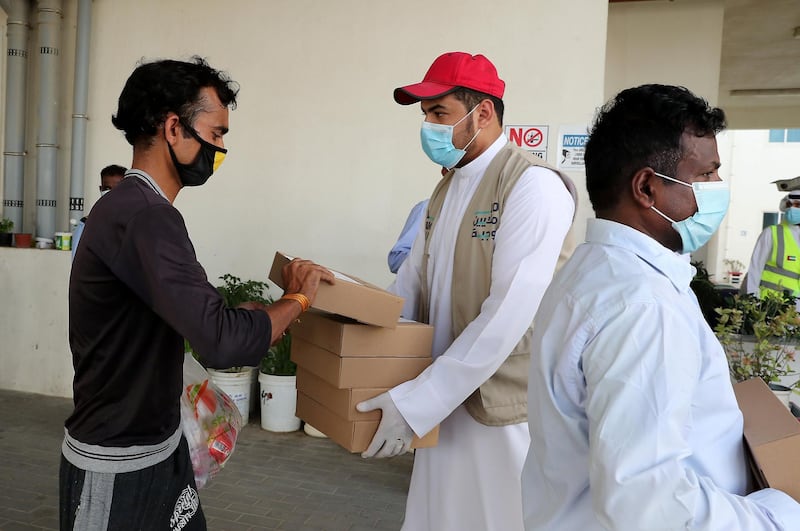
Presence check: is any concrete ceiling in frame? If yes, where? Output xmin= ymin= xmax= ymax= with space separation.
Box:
xmin=719 ymin=0 xmax=800 ymax=126
xmin=610 ymin=0 xmax=800 ymax=128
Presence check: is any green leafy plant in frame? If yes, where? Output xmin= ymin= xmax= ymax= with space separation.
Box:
xmin=690 ymin=260 xmax=727 ymax=328
xmin=723 ymin=258 xmax=746 ymax=274
xmin=215 ymin=274 xmax=296 ymax=376
xmin=714 ymin=291 xmax=800 ymax=390
xmin=188 ymin=274 xmax=274 ymax=371
xmin=216 ymin=274 xmax=270 ymax=307
xmin=0 ymin=218 xmax=14 ymax=233
xmin=260 ymin=332 xmax=295 ymax=376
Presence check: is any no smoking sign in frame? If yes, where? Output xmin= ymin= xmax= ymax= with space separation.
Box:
xmin=505 ymin=124 xmax=549 ymax=160
xmin=523 ymin=128 xmax=543 ymax=147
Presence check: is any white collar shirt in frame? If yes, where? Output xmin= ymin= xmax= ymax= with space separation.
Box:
xmin=522 ymin=218 xmax=800 ymax=530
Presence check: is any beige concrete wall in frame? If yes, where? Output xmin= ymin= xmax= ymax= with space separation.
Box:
xmin=725 ymin=102 xmax=800 ymax=131
xmin=604 ymin=1 xmax=800 ymax=282
xmin=0 ymin=0 xmax=609 ymax=396
xmin=605 ymin=1 xmax=724 ymax=104
xmin=82 ymin=0 xmax=607 ymax=289
xmin=719 ymin=0 xmax=800 ymax=130
xmin=605 ymin=0 xmax=727 ymax=275
xmin=0 ymin=248 xmax=73 ymax=396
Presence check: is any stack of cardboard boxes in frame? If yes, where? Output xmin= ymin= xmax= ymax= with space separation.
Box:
xmin=269 ymin=252 xmax=440 ymax=452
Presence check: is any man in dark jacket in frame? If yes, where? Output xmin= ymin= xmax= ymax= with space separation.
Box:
xmin=60 ymin=56 xmax=333 ymax=531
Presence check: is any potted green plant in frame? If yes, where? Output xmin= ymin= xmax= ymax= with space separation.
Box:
xmin=200 ymin=274 xmax=273 ymax=425
xmin=723 ymin=258 xmax=746 ymax=286
xmin=14 ymin=232 xmax=32 ymax=248
xmin=0 ymin=218 xmax=14 ymax=247
xmin=714 ymin=291 xmax=800 ymax=407
xmin=259 ymin=329 xmax=301 ymax=432
xmin=216 ymin=273 xmax=271 ymax=309
xmin=260 ymin=332 xmax=295 ymax=376
xmin=691 ymin=260 xmax=727 ymax=329
xmin=186 ymin=273 xmax=301 ymax=431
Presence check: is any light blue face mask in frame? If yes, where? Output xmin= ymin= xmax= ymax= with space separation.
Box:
xmin=419 ymin=106 xmax=480 ymax=170
xmin=650 ymin=171 xmax=730 ymax=254
xmin=785 ymin=207 xmax=800 ymax=225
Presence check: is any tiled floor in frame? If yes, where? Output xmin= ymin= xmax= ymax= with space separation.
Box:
xmin=0 ymin=390 xmax=412 ymax=530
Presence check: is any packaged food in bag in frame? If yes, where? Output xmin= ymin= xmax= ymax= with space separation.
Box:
xmin=180 ymin=353 xmax=243 ymax=488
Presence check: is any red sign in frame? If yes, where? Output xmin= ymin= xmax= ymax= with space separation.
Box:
xmin=506 ymin=126 xmax=548 ymax=149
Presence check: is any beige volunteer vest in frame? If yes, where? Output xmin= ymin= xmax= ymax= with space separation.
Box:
xmin=419 ymin=141 xmax=577 ymax=425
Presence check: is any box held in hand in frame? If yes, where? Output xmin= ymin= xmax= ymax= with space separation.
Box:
xmin=291 ymin=338 xmax=432 ymax=389
xmin=296 ymin=391 xmax=439 ymax=453
xmin=269 ymin=251 xmax=404 ymax=328
xmin=292 ymin=310 xmax=433 ymax=357
xmin=733 ymin=377 xmax=800 ymax=502
xmin=296 ymin=367 xmax=385 ymax=421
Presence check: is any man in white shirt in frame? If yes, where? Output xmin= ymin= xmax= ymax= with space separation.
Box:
xmin=356 ymin=51 xmax=576 ymax=530
xmin=745 ymin=191 xmax=800 ymax=309
xmin=521 ymin=84 xmax=800 ymax=530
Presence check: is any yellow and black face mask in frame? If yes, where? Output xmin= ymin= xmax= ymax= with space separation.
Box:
xmin=169 ymin=120 xmax=228 ymax=187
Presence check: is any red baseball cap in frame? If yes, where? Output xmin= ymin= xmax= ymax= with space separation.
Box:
xmin=393 ymin=52 xmax=505 ymax=105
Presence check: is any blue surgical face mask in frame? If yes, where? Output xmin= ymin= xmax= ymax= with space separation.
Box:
xmin=786 ymin=207 xmax=800 ymax=225
xmin=419 ymin=106 xmax=481 ymax=170
xmin=650 ymin=171 xmax=730 ymax=254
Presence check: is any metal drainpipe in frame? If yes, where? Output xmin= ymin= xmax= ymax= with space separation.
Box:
xmin=34 ymin=0 xmax=61 ymax=240
xmin=68 ymin=0 xmax=90 ymax=226
xmin=1 ymin=0 xmax=30 ymax=231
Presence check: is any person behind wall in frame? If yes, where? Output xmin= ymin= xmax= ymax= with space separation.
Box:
xmin=388 ymin=169 xmax=447 ymax=274
xmin=70 ymin=164 xmax=127 ymax=259
xmin=521 ymin=84 xmax=800 ymax=529
xmin=357 ymin=51 xmax=577 ymax=531
xmin=744 ymin=191 xmax=800 ymax=309
xmin=61 ymin=56 xmax=334 ymax=531
xmin=388 ymin=198 xmax=429 ymax=273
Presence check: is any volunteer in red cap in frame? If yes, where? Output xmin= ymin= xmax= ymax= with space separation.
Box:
xmin=745 ymin=189 xmax=800 ymax=308
xmin=356 ymin=51 xmax=577 ymax=530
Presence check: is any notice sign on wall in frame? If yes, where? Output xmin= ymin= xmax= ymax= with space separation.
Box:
xmin=504 ymin=125 xmax=548 ymax=161
xmin=557 ymin=125 xmax=589 ymax=171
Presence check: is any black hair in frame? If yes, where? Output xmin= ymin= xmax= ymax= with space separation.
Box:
xmin=111 ymin=56 xmax=239 ymax=147
xmin=100 ymin=164 xmax=127 ymax=178
xmin=451 ymin=87 xmax=504 ymax=126
xmin=584 ymin=84 xmax=726 ymax=214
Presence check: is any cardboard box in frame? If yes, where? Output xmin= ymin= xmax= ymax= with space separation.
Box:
xmin=733 ymin=378 xmax=800 ymax=501
xmin=269 ymin=251 xmax=404 ymax=328
xmin=296 ymin=391 xmax=439 ymax=453
xmin=292 ymin=310 xmax=433 ymax=357
xmin=296 ymin=367 xmax=385 ymax=421
xmin=291 ymin=337 xmax=432 ymax=389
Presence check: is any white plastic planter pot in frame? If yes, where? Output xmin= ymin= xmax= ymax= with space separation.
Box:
xmin=259 ymin=373 xmax=300 ymax=432
xmin=208 ymin=367 xmax=255 ymax=426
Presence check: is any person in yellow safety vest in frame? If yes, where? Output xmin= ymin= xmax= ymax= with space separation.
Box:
xmin=744 ymin=191 xmax=800 ymax=309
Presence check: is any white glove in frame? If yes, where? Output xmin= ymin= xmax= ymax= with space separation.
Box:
xmin=356 ymin=391 xmax=414 ymax=458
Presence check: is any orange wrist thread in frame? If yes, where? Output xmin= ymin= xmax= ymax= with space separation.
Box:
xmin=280 ymin=293 xmax=310 ymax=313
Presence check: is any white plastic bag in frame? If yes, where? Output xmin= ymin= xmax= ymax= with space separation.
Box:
xmin=180 ymin=353 xmax=243 ymax=489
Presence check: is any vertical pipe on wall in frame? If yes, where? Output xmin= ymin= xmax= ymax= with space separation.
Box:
xmin=1 ymin=0 xmax=30 ymax=231
xmin=68 ymin=0 xmax=90 ymax=224
xmin=34 ymin=0 xmax=61 ymax=239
